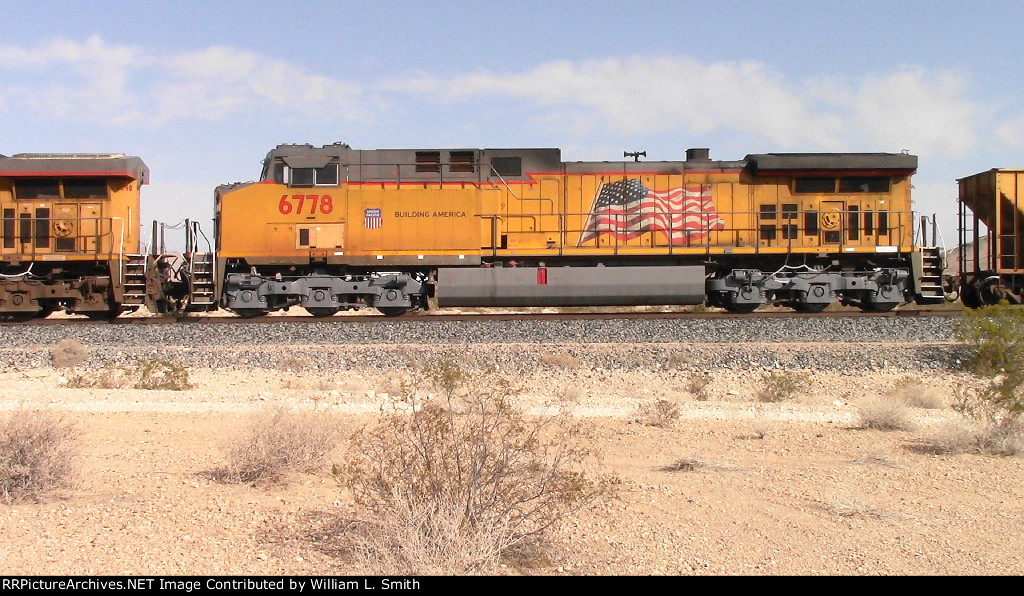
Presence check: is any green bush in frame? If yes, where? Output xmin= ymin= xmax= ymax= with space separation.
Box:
xmin=64 ymin=364 xmax=130 ymax=389
xmin=956 ymin=302 xmax=1024 ymax=380
xmin=954 ymin=302 xmax=1024 ymax=420
xmin=938 ymin=303 xmax=1024 ymax=456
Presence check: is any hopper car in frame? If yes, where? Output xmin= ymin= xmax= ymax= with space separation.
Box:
xmin=956 ymin=169 xmax=1024 ymax=306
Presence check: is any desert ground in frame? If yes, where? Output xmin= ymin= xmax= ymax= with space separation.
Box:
xmin=1 ymin=339 xmax=1022 ymax=576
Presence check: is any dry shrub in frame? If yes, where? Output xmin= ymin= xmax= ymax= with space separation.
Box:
xmin=737 ymin=420 xmax=776 ymax=440
xmin=50 ymin=339 xmax=88 ymax=368
xmin=0 ymin=409 xmax=80 ymax=504
xmin=892 ymin=377 xmax=945 ymax=409
xmin=941 ymin=304 xmax=1024 ymax=456
xmin=637 ymin=398 xmax=681 ymax=428
xmin=337 ymin=360 xmax=606 ymax=574
xmin=921 ymin=387 xmax=1024 ymax=455
xmin=64 ymin=365 xmax=130 ymax=389
xmin=666 ymin=352 xmax=693 ymax=369
xmin=224 ymin=407 xmax=341 ymax=484
xmin=659 ymin=454 xmax=707 ymax=472
xmin=858 ymin=396 xmax=916 ymax=431
xmin=687 ymin=372 xmax=713 ymax=401
xmin=923 ymin=419 xmax=987 ymax=455
xmin=757 ymin=371 xmax=808 ymax=403
xmin=133 ymin=358 xmax=191 ymax=391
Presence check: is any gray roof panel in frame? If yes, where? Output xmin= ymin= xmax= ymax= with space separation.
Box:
xmin=0 ymin=153 xmax=149 ymax=183
xmin=745 ymin=152 xmax=917 ymax=173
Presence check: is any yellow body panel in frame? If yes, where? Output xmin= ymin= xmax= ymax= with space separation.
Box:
xmin=218 ymin=183 xmax=481 ymax=259
xmin=0 ymin=177 xmax=141 ymax=261
xmin=218 ymin=169 xmax=914 ymax=262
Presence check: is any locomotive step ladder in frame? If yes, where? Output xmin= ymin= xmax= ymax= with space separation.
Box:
xmin=122 ymin=254 xmax=148 ymax=308
xmin=915 ymin=246 xmax=947 ymax=303
xmin=186 ymin=252 xmax=218 ymax=311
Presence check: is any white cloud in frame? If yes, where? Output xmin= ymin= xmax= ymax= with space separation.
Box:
xmin=152 ymin=46 xmax=367 ymax=125
xmin=0 ymin=35 xmax=149 ymax=126
xmin=822 ymin=68 xmax=980 ymax=158
xmin=0 ymin=38 xmax=1001 ymax=163
xmin=0 ymin=35 xmax=148 ymax=69
xmin=0 ymin=36 xmax=368 ymax=128
xmin=391 ymin=57 xmax=988 ymax=158
xmin=394 ymin=57 xmax=846 ymax=147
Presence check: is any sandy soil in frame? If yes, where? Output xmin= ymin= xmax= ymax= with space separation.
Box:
xmin=1 ymin=362 xmax=1022 ymax=576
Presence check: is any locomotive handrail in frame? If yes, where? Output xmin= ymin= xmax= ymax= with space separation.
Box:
xmin=475 ymin=208 xmax=916 ymax=254
xmin=114 ymin=216 xmax=124 ymax=285
xmin=0 ymin=216 xmax=124 ymax=262
xmin=483 ymin=165 xmax=521 ymax=201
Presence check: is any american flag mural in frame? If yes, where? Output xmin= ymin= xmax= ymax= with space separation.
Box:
xmin=577 ymin=180 xmax=726 ymax=246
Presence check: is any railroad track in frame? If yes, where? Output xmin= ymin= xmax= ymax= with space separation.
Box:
xmin=2 ymin=307 xmax=964 ymax=326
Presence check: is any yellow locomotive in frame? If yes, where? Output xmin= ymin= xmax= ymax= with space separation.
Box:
xmin=0 ymin=153 xmax=150 ymax=320
xmin=212 ymin=143 xmax=945 ymax=316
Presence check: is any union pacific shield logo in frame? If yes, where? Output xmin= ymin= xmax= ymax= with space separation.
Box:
xmin=364 ymin=208 xmax=382 ymax=229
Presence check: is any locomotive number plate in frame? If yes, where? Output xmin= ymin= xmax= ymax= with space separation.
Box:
xmin=278 ymin=194 xmax=334 ymax=215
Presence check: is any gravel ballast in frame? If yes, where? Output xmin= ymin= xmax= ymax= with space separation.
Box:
xmin=1 ymin=316 xmax=962 ymax=372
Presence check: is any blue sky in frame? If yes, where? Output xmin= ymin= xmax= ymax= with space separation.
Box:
xmin=2 ymin=0 xmax=1023 ymax=247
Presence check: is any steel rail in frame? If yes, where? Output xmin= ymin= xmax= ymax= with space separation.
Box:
xmin=0 ymin=307 xmax=963 ymax=326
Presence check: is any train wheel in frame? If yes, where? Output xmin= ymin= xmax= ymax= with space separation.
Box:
xmin=960 ymin=284 xmax=981 ymax=309
xmin=377 ymin=307 xmax=410 ymax=317
xmin=233 ymin=309 xmax=267 ymax=319
xmin=306 ymin=308 xmax=340 ymax=318
xmin=976 ymin=277 xmax=1015 ymax=306
xmin=723 ymin=302 xmax=759 ymax=314
xmin=84 ymin=307 xmax=122 ymax=320
xmin=1 ymin=312 xmax=37 ymax=322
xmin=793 ymin=303 xmax=828 ymax=313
